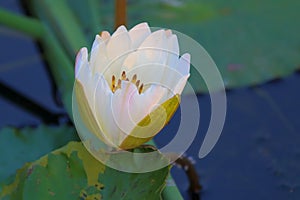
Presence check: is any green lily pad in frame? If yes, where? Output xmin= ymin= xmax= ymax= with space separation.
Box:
xmin=0 ymin=124 xmax=78 ymax=184
xmin=124 ymin=0 xmax=300 ymax=91
xmin=6 ymin=0 xmax=299 ymax=94
xmin=0 ymin=142 xmax=169 ymax=200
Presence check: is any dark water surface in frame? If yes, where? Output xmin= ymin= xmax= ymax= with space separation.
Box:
xmin=1 ymin=1 xmax=300 ymax=200
xmin=0 ymin=0 xmax=63 ymax=127
xmin=156 ymin=74 xmax=300 ymax=199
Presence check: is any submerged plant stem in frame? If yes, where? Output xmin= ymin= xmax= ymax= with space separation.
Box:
xmin=0 ymin=8 xmax=43 ymax=39
xmin=0 ymin=80 xmax=61 ymax=123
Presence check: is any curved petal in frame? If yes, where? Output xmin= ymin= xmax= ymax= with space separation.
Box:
xmin=75 ymin=47 xmax=88 ymax=79
xmin=166 ymin=34 xmax=179 ymax=69
xmin=90 ymin=35 xmax=109 ymax=75
xmin=107 ymin=25 xmax=131 ymax=60
xmin=75 ymin=48 xmax=102 ymax=110
xmin=129 ymin=22 xmax=151 ymax=49
xmin=110 ymin=81 xmax=139 ymax=138
xmin=128 ymin=83 xmax=171 ymax=123
xmin=91 ymin=34 xmax=102 ymax=51
xmin=94 ymin=75 xmax=120 ymax=146
xmin=137 ymin=29 xmax=168 ymax=65
xmin=159 ymin=53 xmax=190 ymax=94
xmin=176 ymin=53 xmax=191 ymax=76
xmin=74 ymin=80 xmax=106 ymax=143
xmin=101 ymin=31 xmax=111 ymax=41
xmin=173 ymin=74 xmax=190 ymax=94
xmin=123 ymin=30 xmax=167 ymax=70
xmin=119 ymin=94 xmax=180 ymax=149
xmin=104 ymin=26 xmax=132 ymax=86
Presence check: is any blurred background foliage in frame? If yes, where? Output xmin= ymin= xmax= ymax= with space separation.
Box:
xmin=0 ymin=0 xmax=300 ymax=199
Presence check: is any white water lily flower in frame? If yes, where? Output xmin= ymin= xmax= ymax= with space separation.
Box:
xmin=75 ymin=22 xmax=190 ymax=150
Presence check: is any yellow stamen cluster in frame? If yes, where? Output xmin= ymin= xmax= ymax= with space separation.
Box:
xmin=111 ymin=71 xmax=143 ymax=94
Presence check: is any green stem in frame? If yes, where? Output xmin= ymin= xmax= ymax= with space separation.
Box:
xmin=146 ymin=140 xmax=184 ymax=199
xmin=0 ymin=8 xmax=43 ymax=38
xmin=162 ymin=182 xmax=184 ymax=200
xmin=29 ymin=0 xmax=88 ymax=58
xmin=41 ymin=26 xmax=74 ymax=117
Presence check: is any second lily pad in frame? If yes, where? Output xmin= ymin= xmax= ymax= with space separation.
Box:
xmin=125 ymin=0 xmax=300 ymax=92
xmin=0 ymin=142 xmax=169 ymax=200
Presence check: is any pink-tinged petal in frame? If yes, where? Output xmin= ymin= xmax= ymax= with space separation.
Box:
xmin=107 ymin=25 xmax=131 ymax=60
xmin=165 ymin=29 xmax=172 ymax=37
xmin=74 ymin=79 xmax=108 ymax=146
xmin=77 ymin=66 xmax=99 ymax=111
xmin=129 ymin=22 xmax=151 ymax=49
xmin=91 ymin=35 xmax=102 ymax=51
xmin=129 ymin=84 xmax=171 ymax=122
xmin=75 ymin=47 xmax=88 ymax=78
xmin=173 ymin=74 xmax=190 ymax=94
xmin=111 ymin=81 xmax=139 ymax=139
xmin=110 ymin=81 xmax=170 ymax=145
xmin=166 ymin=34 xmax=180 ymax=69
xmin=122 ymin=30 xmax=169 ymax=84
xmin=90 ymin=35 xmax=109 ymax=75
xmin=137 ymin=29 xmax=168 ymax=65
xmin=101 ymin=31 xmax=111 ymax=41
xmin=177 ymin=53 xmax=191 ymax=76
xmin=94 ymin=75 xmax=120 ymax=146
xmin=104 ymin=26 xmax=131 ymax=85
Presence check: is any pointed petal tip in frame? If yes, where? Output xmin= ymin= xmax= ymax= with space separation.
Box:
xmin=118 ymin=25 xmax=127 ymax=30
xmin=113 ymin=25 xmax=128 ymax=36
xmin=100 ymin=31 xmax=111 ymax=40
xmin=181 ymin=53 xmax=191 ymax=62
xmin=174 ymin=75 xmax=190 ymax=95
xmin=168 ymin=34 xmax=179 ymax=56
xmin=75 ymin=47 xmax=88 ymax=78
xmin=130 ymin=22 xmax=150 ymax=31
xmin=128 ymin=22 xmax=151 ymax=49
xmin=165 ymin=29 xmax=173 ymax=37
xmin=176 ymin=53 xmax=191 ymax=76
xmin=152 ymin=29 xmax=165 ymax=36
xmin=92 ymin=35 xmax=103 ymax=51
xmin=139 ymin=22 xmax=149 ymax=27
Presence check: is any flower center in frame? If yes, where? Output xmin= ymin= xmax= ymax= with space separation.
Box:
xmin=111 ymin=71 xmax=144 ymax=94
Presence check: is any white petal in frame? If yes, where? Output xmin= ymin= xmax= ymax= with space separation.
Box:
xmin=166 ymin=34 xmax=180 ymax=70
xmin=158 ymin=65 xmax=186 ymax=94
xmin=91 ymin=35 xmax=102 ymax=51
xmin=177 ymin=53 xmax=190 ymax=76
xmin=137 ymin=29 xmax=168 ymax=65
xmin=90 ymin=35 xmax=109 ymax=75
xmin=159 ymin=53 xmax=190 ymax=94
xmin=111 ymin=81 xmax=139 ymax=136
xmin=77 ymin=69 xmax=99 ymax=112
xmin=130 ymin=84 xmax=171 ymax=122
xmin=129 ymin=22 xmax=151 ymax=49
xmin=107 ymin=25 xmax=131 ymax=60
xmin=111 ymin=82 xmax=170 ymax=143
xmin=165 ymin=29 xmax=173 ymax=37
xmin=94 ymin=76 xmax=121 ymax=146
xmin=173 ymin=74 xmax=190 ymax=94
xmin=75 ymin=47 xmax=88 ymax=78
xmin=123 ymin=30 xmax=167 ymax=71
xmin=122 ymin=30 xmax=169 ymax=85
xmin=104 ymin=26 xmax=131 ymax=85
xmin=76 ymin=47 xmax=99 ymax=107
